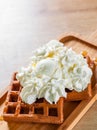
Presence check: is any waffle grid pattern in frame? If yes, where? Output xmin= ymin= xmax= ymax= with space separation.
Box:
xmin=3 ymin=55 xmax=95 ymax=124
xmin=3 ymin=73 xmax=64 ymax=124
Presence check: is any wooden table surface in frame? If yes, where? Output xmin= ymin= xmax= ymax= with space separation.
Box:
xmin=0 ymin=0 xmax=97 ymax=129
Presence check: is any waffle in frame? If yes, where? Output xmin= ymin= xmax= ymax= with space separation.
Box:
xmin=3 ymin=55 xmax=95 ymax=124
xmin=3 ymin=72 xmax=64 ymax=124
xmin=65 ymin=55 xmax=95 ymax=101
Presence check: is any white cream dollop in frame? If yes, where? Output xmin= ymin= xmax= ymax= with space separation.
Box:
xmin=16 ymin=40 xmax=92 ymax=104
xmin=35 ymin=58 xmax=57 ymax=77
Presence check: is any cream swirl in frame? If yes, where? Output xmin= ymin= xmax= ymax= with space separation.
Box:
xmin=16 ymin=40 xmax=92 ymax=104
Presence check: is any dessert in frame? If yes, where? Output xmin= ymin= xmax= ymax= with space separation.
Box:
xmin=3 ymin=72 xmax=64 ymax=124
xmin=3 ymin=40 xmax=94 ymax=124
xmin=16 ymin=40 xmax=93 ymax=103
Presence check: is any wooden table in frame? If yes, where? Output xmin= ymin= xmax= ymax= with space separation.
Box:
xmin=0 ymin=0 xmax=97 ymax=129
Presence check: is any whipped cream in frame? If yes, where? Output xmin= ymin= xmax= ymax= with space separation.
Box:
xmin=16 ymin=40 xmax=92 ymax=104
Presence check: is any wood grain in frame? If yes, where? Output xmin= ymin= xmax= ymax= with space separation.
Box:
xmin=0 ymin=0 xmax=97 ymax=130
xmin=1 ymin=0 xmax=97 ymax=97
xmin=58 ymin=85 xmax=97 ymax=130
xmin=0 ymin=33 xmax=97 ymax=130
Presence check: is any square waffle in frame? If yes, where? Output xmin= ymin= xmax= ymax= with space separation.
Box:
xmin=3 ymin=55 xmax=95 ymax=124
xmin=3 ymin=72 xmax=64 ymax=124
xmin=65 ymin=55 xmax=95 ymax=101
